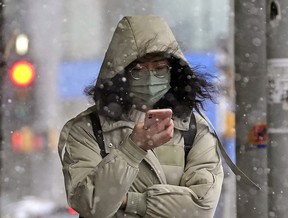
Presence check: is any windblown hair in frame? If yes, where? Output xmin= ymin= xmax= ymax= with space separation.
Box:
xmin=154 ymin=57 xmax=218 ymax=117
xmin=84 ymin=44 xmax=218 ymax=120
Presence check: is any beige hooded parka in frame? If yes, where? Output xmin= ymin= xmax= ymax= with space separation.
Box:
xmin=58 ymin=15 xmax=224 ymax=218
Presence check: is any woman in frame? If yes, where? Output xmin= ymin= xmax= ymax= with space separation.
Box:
xmin=58 ymin=15 xmax=223 ymax=218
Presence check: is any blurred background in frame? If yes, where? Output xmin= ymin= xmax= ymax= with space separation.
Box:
xmin=1 ymin=0 xmax=287 ymax=217
xmin=0 ymin=0 xmax=235 ymax=217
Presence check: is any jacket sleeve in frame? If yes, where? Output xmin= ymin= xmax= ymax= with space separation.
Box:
xmin=124 ymin=115 xmax=224 ymax=218
xmin=59 ymin=116 xmax=147 ymax=218
xmin=180 ymin=115 xmax=224 ymax=211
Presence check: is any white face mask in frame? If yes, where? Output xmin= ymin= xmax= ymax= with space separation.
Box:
xmin=128 ymin=70 xmax=171 ymax=108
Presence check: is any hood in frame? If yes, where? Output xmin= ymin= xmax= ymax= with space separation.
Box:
xmin=96 ymin=15 xmax=189 ymax=87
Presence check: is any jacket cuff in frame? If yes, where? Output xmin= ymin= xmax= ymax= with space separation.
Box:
xmin=125 ymin=192 xmax=147 ymax=216
xmin=119 ymin=136 xmax=147 ymax=167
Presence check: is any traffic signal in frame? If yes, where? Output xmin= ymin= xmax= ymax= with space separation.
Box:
xmin=8 ymin=59 xmax=36 ymax=122
xmin=6 ymin=58 xmax=37 ymax=152
xmin=3 ymin=31 xmax=44 ymax=153
xmin=9 ymin=60 xmax=36 ymax=87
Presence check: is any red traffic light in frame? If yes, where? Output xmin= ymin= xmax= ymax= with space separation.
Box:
xmin=9 ymin=60 xmax=36 ymax=87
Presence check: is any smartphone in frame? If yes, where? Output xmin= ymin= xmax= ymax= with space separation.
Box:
xmin=144 ymin=109 xmax=172 ymax=129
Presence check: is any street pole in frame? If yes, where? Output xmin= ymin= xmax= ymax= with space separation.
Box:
xmin=0 ymin=0 xmax=4 ymax=213
xmin=234 ymin=1 xmax=268 ymax=217
xmin=27 ymin=0 xmax=64 ymax=203
xmin=266 ymin=0 xmax=288 ymax=217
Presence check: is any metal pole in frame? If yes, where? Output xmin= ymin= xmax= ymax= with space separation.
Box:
xmin=26 ymin=0 xmax=64 ymax=203
xmin=234 ymin=1 xmax=268 ymax=217
xmin=220 ymin=1 xmax=237 ymax=217
xmin=266 ymin=0 xmax=288 ymax=217
xmin=0 ymin=0 xmax=4 ymax=214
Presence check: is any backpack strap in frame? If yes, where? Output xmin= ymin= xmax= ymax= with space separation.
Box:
xmin=89 ymin=110 xmax=197 ymax=161
xmin=89 ymin=111 xmax=108 ymax=158
xmin=194 ymin=107 xmax=261 ymax=190
xmin=181 ymin=112 xmax=197 ymax=161
xmin=88 ymin=110 xmax=260 ymax=189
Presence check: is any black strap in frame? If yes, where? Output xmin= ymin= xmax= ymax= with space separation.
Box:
xmin=89 ymin=111 xmax=197 ymax=160
xmin=193 ymin=107 xmax=261 ymax=190
xmin=89 ymin=109 xmax=260 ymax=191
xmin=181 ymin=112 xmax=197 ymax=161
xmin=89 ymin=111 xmax=107 ymax=158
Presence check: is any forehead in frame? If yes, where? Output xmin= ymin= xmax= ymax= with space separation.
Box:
xmin=136 ymin=54 xmax=168 ymax=64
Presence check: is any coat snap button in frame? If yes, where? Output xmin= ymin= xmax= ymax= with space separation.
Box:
xmin=108 ymin=143 xmax=113 ymax=148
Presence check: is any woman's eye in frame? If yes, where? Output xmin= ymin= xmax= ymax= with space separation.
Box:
xmin=155 ymin=65 xmax=167 ymax=70
xmin=132 ymin=65 xmax=145 ymax=71
xmin=134 ymin=67 xmax=144 ymax=71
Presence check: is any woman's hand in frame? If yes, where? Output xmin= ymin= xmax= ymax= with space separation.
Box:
xmin=130 ymin=117 xmax=174 ymax=151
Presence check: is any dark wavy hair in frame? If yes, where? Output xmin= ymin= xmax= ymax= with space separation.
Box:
xmin=84 ymin=51 xmax=218 ymax=120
